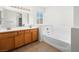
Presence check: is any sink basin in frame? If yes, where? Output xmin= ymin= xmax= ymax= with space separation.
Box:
xmin=6 ymin=28 xmax=11 ymax=30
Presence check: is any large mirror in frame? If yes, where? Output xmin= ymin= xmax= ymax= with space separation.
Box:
xmin=2 ymin=9 xmax=30 ymax=29
xmin=0 ymin=11 xmax=1 ymax=24
xmin=0 ymin=10 xmax=3 ymax=24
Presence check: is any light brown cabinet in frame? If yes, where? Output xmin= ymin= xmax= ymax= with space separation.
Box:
xmin=25 ymin=30 xmax=32 ymax=44
xmin=0 ymin=32 xmax=17 ymax=51
xmin=0 ymin=28 xmax=38 ymax=51
xmin=31 ymin=28 xmax=38 ymax=41
xmin=15 ymin=30 xmax=25 ymax=48
xmin=0 ymin=38 xmax=14 ymax=51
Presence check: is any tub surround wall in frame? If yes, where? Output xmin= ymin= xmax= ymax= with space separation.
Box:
xmin=40 ymin=7 xmax=73 ymax=44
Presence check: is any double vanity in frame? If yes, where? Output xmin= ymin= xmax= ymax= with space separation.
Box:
xmin=0 ymin=27 xmax=38 ymax=51
xmin=0 ymin=7 xmax=39 ymax=52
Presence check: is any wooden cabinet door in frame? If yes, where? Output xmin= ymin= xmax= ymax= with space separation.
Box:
xmin=25 ymin=30 xmax=32 ymax=44
xmin=0 ymin=38 xmax=14 ymax=51
xmin=15 ymin=31 xmax=25 ymax=48
xmin=31 ymin=29 xmax=38 ymax=41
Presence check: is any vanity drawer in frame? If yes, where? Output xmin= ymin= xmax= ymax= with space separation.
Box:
xmin=25 ymin=30 xmax=30 ymax=33
xmin=18 ymin=30 xmax=25 ymax=34
xmin=0 ymin=32 xmax=17 ymax=39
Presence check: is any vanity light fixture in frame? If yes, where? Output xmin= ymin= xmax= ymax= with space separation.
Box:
xmin=10 ymin=6 xmax=30 ymax=11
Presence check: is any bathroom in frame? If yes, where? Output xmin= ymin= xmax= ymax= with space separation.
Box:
xmin=0 ymin=6 xmax=73 ymax=52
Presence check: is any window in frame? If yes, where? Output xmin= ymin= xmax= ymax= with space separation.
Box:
xmin=36 ymin=9 xmax=44 ymax=24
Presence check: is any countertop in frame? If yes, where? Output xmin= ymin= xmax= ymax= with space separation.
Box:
xmin=0 ymin=26 xmax=38 ymax=33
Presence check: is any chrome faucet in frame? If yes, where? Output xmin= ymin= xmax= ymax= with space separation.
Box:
xmin=29 ymin=25 xmax=32 ymax=28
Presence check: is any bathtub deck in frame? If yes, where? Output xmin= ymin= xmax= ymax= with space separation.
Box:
xmin=12 ymin=41 xmax=60 ymax=52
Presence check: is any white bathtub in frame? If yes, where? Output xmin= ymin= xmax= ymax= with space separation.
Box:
xmin=39 ymin=25 xmax=71 ymax=52
xmin=42 ymin=33 xmax=71 ymax=52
